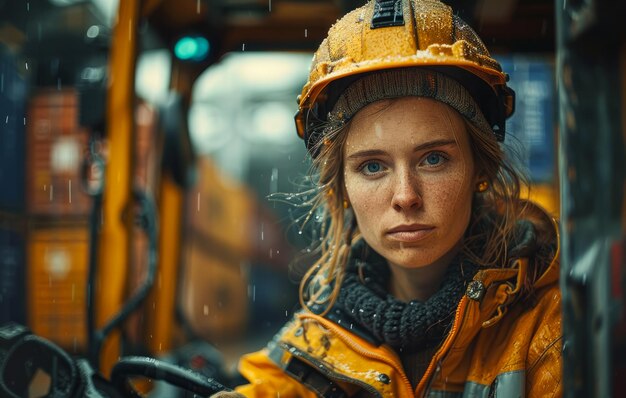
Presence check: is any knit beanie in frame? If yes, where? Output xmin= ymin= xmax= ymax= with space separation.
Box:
xmin=328 ymin=68 xmax=493 ymax=138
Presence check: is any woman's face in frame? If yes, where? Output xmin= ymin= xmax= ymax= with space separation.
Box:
xmin=343 ymin=97 xmax=477 ymax=269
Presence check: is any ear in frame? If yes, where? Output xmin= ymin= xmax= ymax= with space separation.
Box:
xmin=473 ymin=169 xmax=488 ymax=185
xmin=473 ymin=170 xmax=490 ymax=193
xmin=341 ymin=186 xmax=351 ymax=209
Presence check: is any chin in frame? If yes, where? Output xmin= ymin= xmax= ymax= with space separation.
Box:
xmin=384 ymin=248 xmax=444 ymax=269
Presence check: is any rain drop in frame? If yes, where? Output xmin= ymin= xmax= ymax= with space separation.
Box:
xmin=304 ymin=29 xmax=308 ymax=38
xmin=242 ymin=43 xmax=245 ymax=51
xmin=374 ymin=123 xmax=383 ymax=138
xmin=25 ymin=62 xmax=28 ymax=70
xmin=270 ymin=167 xmax=278 ymax=193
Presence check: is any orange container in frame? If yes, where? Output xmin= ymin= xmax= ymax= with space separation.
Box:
xmin=27 ymin=225 xmax=89 ymax=352
xmin=186 ymin=158 xmax=253 ymax=256
xmin=180 ymin=157 xmax=253 ymax=341
xmin=26 ymin=89 xmax=92 ymax=216
xmin=180 ymin=233 xmax=249 ymax=342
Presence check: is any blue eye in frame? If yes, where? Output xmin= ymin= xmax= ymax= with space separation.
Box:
xmin=422 ymin=152 xmax=448 ymax=167
xmin=359 ymin=161 xmax=385 ymax=176
xmin=366 ymin=162 xmax=381 ymax=173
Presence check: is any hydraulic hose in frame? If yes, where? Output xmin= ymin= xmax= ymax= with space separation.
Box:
xmin=111 ymin=356 xmax=231 ymax=397
xmin=89 ymin=188 xmax=159 ymax=369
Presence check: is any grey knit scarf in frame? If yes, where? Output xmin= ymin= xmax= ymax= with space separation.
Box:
xmin=335 ymin=241 xmax=479 ymax=353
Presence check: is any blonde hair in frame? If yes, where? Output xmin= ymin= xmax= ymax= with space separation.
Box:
xmin=297 ymin=107 xmax=537 ymax=314
xmin=297 ymin=123 xmax=355 ymax=312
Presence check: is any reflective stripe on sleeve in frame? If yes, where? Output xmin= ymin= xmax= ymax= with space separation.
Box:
xmin=428 ymin=370 xmax=525 ymax=398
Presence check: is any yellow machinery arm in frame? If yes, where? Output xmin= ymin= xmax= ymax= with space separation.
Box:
xmin=97 ymin=0 xmax=140 ymax=376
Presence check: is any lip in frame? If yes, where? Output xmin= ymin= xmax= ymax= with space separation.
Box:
xmin=385 ymin=224 xmax=435 ymax=242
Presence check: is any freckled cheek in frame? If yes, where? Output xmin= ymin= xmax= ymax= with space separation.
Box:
xmin=347 ymin=187 xmax=377 ymax=214
xmin=424 ymin=174 xmax=473 ymax=223
xmin=344 ymin=178 xmax=386 ymax=230
xmin=348 ymin=192 xmax=374 ymax=237
xmin=344 ymin=175 xmax=384 ymax=208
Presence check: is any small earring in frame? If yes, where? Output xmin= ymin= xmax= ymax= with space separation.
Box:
xmin=343 ymin=199 xmax=350 ymax=209
xmin=476 ymin=181 xmax=489 ymax=193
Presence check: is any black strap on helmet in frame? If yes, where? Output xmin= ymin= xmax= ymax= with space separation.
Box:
xmin=371 ymin=0 xmax=405 ymax=28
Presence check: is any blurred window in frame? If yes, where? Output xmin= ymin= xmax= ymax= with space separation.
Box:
xmin=498 ymin=55 xmax=556 ymax=184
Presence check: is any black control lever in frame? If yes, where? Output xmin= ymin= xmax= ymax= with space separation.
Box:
xmin=111 ymin=356 xmax=231 ymax=397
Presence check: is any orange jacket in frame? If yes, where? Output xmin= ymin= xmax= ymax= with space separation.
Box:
xmin=235 ymin=214 xmax=561 ymax=397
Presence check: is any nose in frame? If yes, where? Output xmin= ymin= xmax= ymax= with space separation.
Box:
xmin=391 ymin=170 xmax=422 ymax=211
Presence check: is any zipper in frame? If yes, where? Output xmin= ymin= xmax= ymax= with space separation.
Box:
xmin=300 ymin=313 xmax=415 ymax=397
xmin=280 ymin=341 xmax=383 ymax=398
xmin=415 ymin=295 xmax=470 ymax=397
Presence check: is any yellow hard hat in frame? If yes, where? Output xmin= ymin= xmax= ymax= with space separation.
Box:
xmin=295 ymin=0 xmax=515 ymax=154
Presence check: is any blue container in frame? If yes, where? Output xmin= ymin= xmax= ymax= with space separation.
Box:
xmin=0 ymin=225 xmax=25 ymax=324
xmin=0 ymin=47 xmax=27 ymax=212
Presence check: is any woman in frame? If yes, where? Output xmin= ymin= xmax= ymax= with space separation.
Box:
xmin=215 ymin=0 xmax=561 ymax=396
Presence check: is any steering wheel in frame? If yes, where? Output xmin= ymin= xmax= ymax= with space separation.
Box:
xmin=0 ymin=323 xmax=231 ymax=398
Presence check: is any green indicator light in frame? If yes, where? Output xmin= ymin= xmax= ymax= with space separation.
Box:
xmin=174 ymin=36 xmax=209 ymax=61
